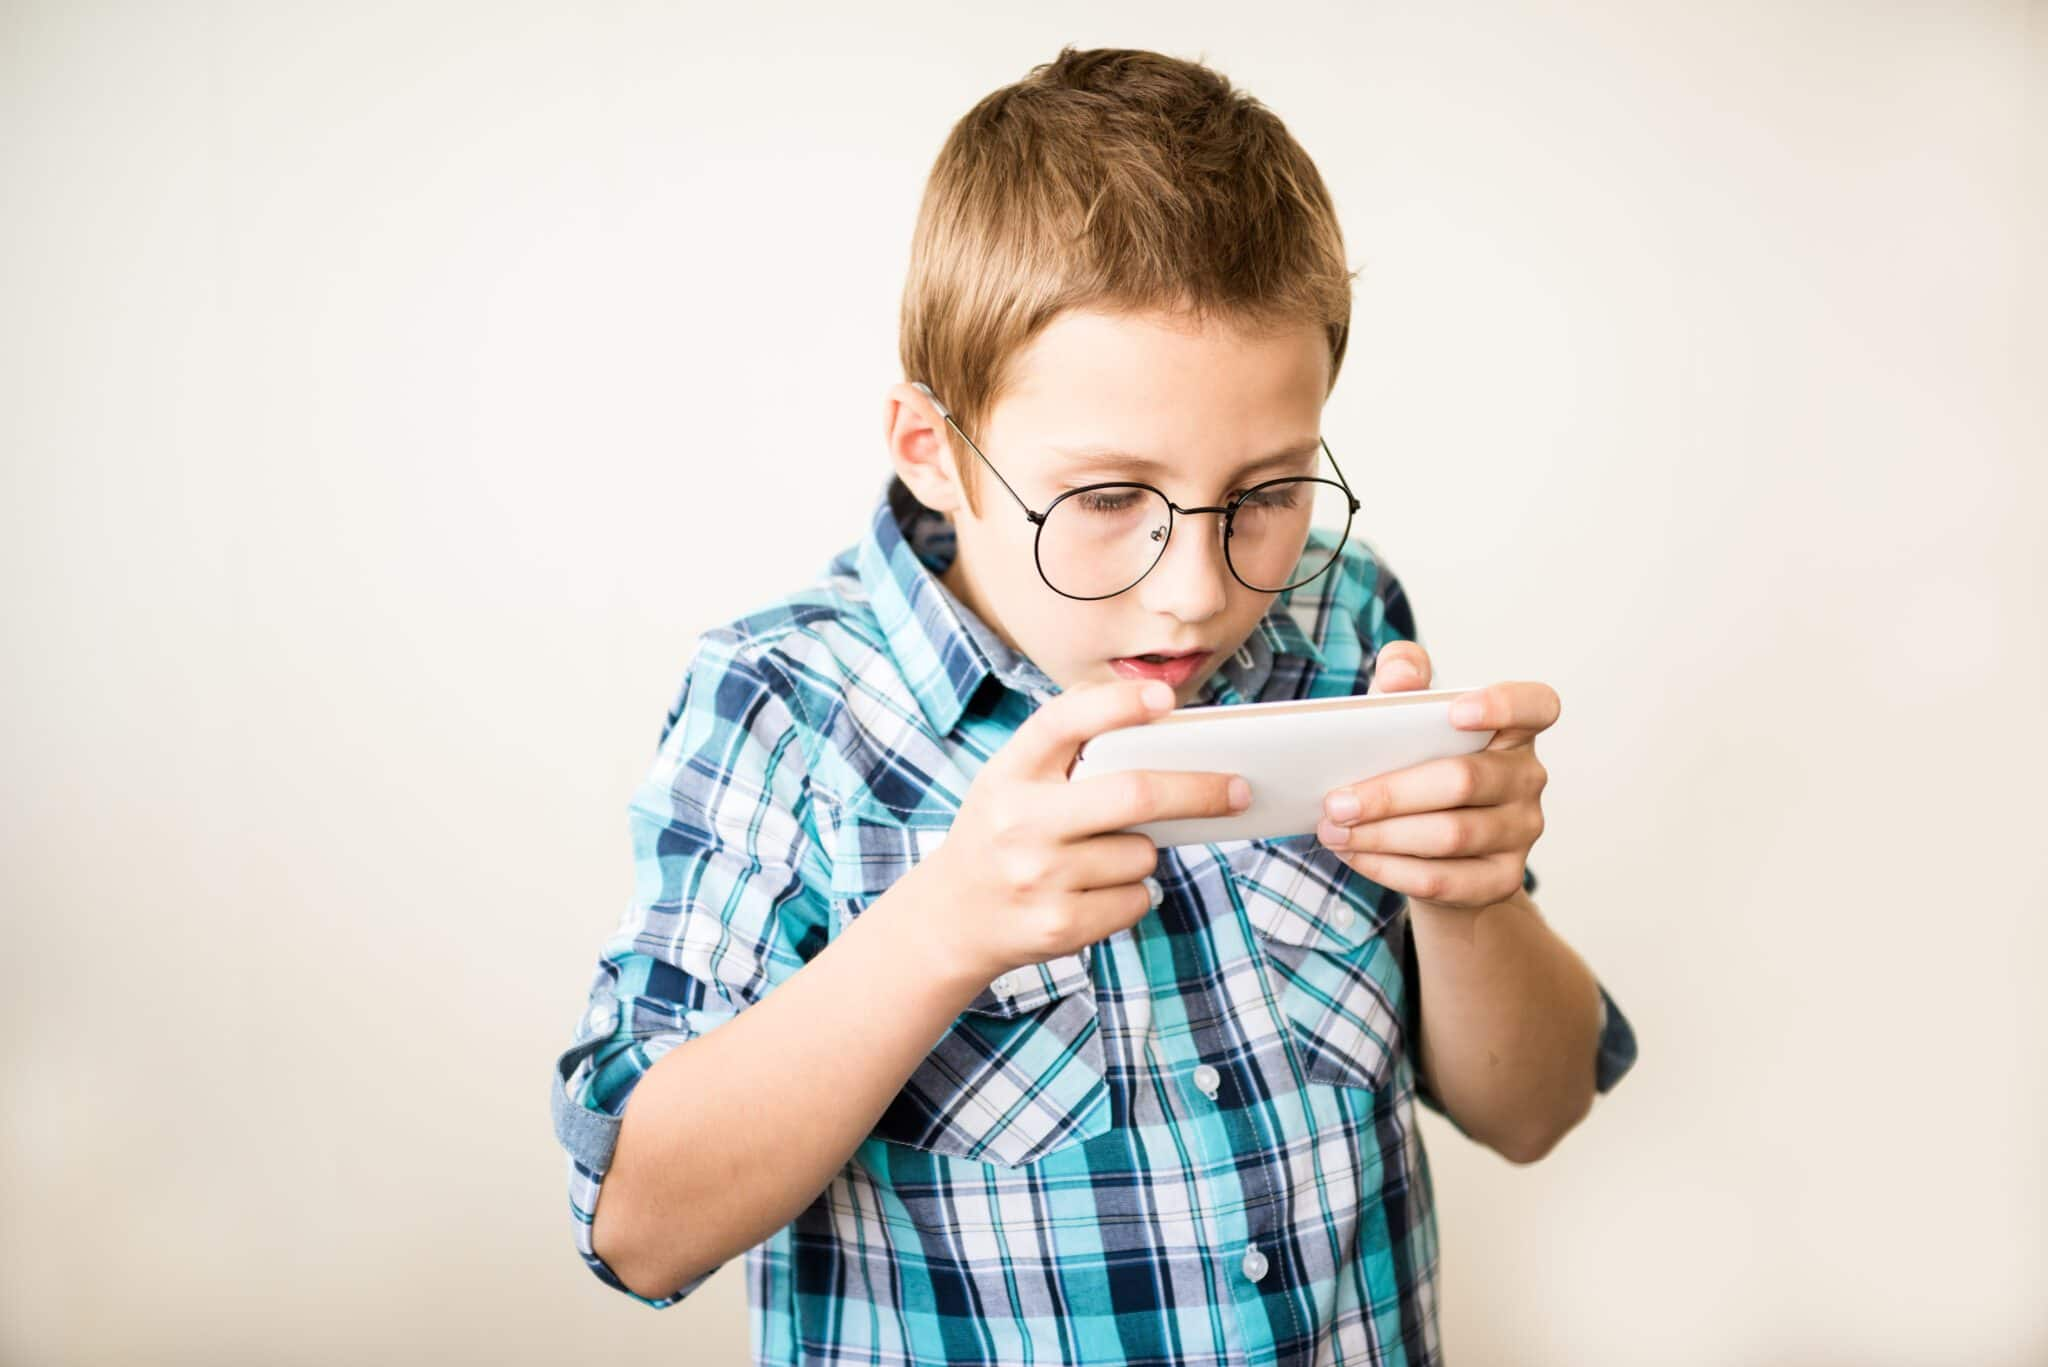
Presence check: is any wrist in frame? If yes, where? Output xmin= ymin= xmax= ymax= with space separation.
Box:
xmin=861 ymin=852 xmax=997 ymax=1008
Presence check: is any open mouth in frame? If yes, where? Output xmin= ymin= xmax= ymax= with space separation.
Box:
xmin=1108 ymin=650 xmax=1212 ymax=686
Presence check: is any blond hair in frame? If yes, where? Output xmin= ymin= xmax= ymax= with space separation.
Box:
xmin=899 ymin=46 xmax=1355 ymax=514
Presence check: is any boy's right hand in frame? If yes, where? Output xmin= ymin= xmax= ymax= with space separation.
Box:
xmin=911 ymin=679 xmax=1252 ymax=987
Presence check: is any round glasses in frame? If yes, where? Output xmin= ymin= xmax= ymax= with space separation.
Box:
xmin=911 ymin=382 xmax=1361 ymax=602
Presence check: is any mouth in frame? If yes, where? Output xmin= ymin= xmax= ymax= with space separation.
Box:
xmin=1107 ymin=649 xmax=1212 ymax=687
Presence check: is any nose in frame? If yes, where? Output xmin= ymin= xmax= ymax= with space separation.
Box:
xmin=1135 ymin=510 xmax=1231 ymax=623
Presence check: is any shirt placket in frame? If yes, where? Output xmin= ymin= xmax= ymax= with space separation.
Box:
xmin=1147 ymin=846 xmax=1312 ymax=1364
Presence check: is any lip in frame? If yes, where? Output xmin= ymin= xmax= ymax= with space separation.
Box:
xmin=1108 ymin=649 xmax=1212 ymax=687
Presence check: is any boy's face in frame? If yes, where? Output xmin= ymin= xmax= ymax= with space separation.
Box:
xmin=889 ymin=305 xmax=1333 ymax=706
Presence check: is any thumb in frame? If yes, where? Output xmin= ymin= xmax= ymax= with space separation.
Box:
xmin=1001 ymin=678 xmax=1177 ymax=780
xmin=1369 ymin=642 xmax=1432 ymax=695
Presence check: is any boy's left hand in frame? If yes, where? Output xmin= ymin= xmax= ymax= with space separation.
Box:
xmin=1316 ymin=642 xmax=1559 ymax=915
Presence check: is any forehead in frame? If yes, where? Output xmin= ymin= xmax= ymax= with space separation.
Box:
xmin=991 ymin=306 xmax=1330 ymax=453
xmin=991 ymin=309 xmax=1327 ymax=432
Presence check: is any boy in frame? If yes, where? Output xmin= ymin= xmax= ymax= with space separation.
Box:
xmin=550 ymin=45 xmax=1637 ymax=1366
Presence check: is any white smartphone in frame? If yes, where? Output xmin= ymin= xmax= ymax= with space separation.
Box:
xmin=1066 ymin=687 xmax=1494 ymax=846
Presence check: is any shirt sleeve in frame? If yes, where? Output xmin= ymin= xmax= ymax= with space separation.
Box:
xmin=548 ymin=632 xmax=832 ymax=1308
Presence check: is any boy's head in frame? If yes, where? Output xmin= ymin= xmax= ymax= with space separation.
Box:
xmin=887 ymin=47 xmax=1355 ymax=704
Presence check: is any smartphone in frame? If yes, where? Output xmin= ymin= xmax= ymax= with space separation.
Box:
xmin=1066 ymin=687 xmax=1494 ymax=845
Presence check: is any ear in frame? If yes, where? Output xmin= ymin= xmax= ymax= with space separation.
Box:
xmin=884 ymin=382 xmax=967 ymax=515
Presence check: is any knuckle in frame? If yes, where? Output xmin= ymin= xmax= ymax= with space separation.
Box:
xmin=1441 ymin=812 xmax=1476 ymax=855
xmin=1117 ymin=770 xmax=1157 ymax=820
xmin=989 ymin=794 xmax=1026 ymax=842
xmin=1450 ymin=761 xmax=1480 ymax=805
xmin=1027 ymin=919 xmax=1068 ymax=961
xmin=1003 ymin=848 xmax=1049 ymax=894
xmin=1033 ymin=903 xmax=1081 ymax=954
xmin=1496 ymin=863 xmax=1525 ymax=903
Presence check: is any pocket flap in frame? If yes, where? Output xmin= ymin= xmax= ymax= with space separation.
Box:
xmin=1221 ymin=833 xmax=1403 ymax=952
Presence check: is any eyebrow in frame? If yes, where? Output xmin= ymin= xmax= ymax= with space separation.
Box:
xmin=1047 ymin=439 xmax=1324 ymax=483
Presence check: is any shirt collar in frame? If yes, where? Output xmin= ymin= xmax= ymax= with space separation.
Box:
xmin=854 ymin=474 xmax=1325 ymax=737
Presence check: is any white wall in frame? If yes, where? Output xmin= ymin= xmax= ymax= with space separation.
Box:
xmin=3 ymin=3 xmax=2042 ymax=1363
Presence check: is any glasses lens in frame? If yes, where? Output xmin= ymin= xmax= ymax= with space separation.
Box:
xmin=1037 ymin=484 xmax=1172 ymax=598
xmin=1226 ymin=478 xmax=1349 ymax=591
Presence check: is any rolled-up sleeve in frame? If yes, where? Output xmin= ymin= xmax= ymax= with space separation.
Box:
xmin=550 ymin=633 xmax=831 ymax=1307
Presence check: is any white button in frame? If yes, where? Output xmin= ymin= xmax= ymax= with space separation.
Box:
xmin=1192 ymin=1064 xmax=1221 ymax=1099
xmin=586 ymin=1003 xmax=615 ymax=1035
xmin=1241 ymin=1244 xmax=1269 ymax=1282
xmin=992 ymin=973 xmax=1017 ymax=998
xmin=1331 ymin=904 xmax=1355 ymax=931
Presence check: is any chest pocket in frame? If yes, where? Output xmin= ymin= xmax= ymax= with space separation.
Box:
xmin=1225 ymin=834 xmax=1409 ymax=1094
xmin=828 ymin=797 xmax=1112 ymax=1167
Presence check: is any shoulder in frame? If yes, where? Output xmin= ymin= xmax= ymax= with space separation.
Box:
xmin=652 ymin=552 xmax=910 ymax=760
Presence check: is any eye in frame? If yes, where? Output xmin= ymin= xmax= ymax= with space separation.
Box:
xmin=1074 ymin=489 xmax=1145 ymax=513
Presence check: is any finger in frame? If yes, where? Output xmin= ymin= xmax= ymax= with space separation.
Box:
xmin=1057 ymin=831 xmax=1166 ymax=892
xmin=1448 ymin=682 xmax=1561 ymax=749
xmin=1317 ymin=802 xmax=1539 ymax=859
xmin=1002 ymin=679 xmax=1177 ymax=780
xmin=1329 ymin=848 xmax=1528 ymax=908
xmin=1056 ymin=766 xmax=1252 ymax=838
xmin=1321 ymin=750 xmax=1530 ymax=826
xmin=1068 ymin=880 xmax=1164 ymax=940
xmin=1368 ymin=642 xmax=1433 ymax=696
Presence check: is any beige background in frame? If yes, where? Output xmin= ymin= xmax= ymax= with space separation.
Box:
xmin=4 ymin=2 xmax=2043 ymax=1363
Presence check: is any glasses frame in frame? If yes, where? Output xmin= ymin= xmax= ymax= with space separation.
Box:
xmin=910 ymin=382 xmax=1362 ymax=602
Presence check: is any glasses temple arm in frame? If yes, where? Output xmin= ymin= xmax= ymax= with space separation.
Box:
xmin=1322 ymin=438 xmax=1361 ymax=513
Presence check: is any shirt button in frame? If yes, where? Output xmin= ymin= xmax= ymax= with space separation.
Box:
xmin=586 ymin=1003 xmax=615 ymax=1035
xmin=1192 ymin=1064 xmax=1221 ymax=1099
xmin=1241 ymin=1244 xmax=1269 ymax=1283
xmin=1331 ymin=904 xmax=1355 ymax=931
xmin=992 ymin=972 xmax=1017 ymax=998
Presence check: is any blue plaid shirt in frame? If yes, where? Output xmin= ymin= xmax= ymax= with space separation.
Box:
xmin=551 ymin=474 xmax=1638 ymax=1365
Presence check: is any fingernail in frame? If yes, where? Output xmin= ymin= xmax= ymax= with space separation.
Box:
xmin=1317 ymin=820 xmax=1349 ymax=848
xmin=1227 ymin=776 xmax=1251 ymax=811
xmin=1325 ymin=791 xmax=1360 ymax=823
xmin=1451 ymin=699 xmax=1483 ymax=725
xmin=1142 ymin=681 xmax=1174 ymax=711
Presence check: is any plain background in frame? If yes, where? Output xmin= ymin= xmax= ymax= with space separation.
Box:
xmin=4 ymin=2 xmax=2043 ymax=1363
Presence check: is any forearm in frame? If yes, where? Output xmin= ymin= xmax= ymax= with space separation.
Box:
xmin=1407 ymin=887 xmax=1603 ymax=1163
xmin=593 ymin=861 xmax=984 ymax=1299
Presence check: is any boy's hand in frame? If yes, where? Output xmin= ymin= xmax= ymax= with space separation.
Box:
xmin=1316 ymin=643 xmax=1560 ymax=915
xmin=918 ymin=679 xmax=1252 ymax=985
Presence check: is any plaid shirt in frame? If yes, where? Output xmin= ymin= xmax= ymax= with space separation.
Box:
xmin=550 ymin=474 xmax=1638 ymax=1365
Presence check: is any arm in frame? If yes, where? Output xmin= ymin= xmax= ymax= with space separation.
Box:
xmin=565 ymin=668 xmax=1243 ymax=1303
xmin=593 ymin=857 xmax=986 ymax=1300
xmin=1406 ymin=887 xmax=1604 ymax=1163
xmin=1323 ymin=630 xmax=1638 ymax=1164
